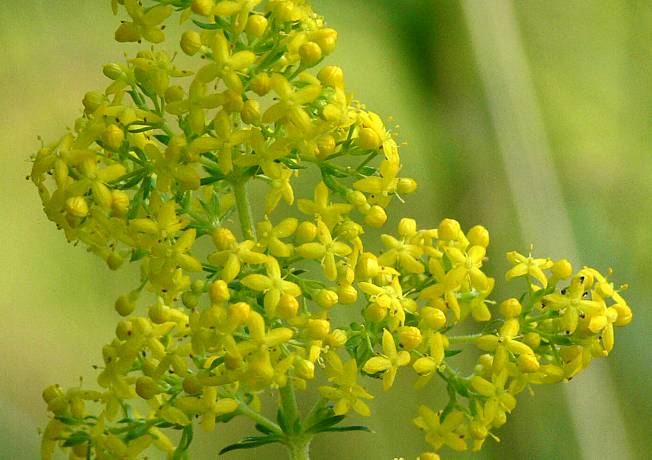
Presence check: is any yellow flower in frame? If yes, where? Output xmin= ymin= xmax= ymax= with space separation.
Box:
xmin=265 ymin=162 xmax=296 ymax=214
xmin=352 ymin=159 xmax=401 ymax=207
xmin=363 ymin=329 xmax=411 ymax=390
xmin=114 ymin=0 xmax=172 ymax=44
xmin=319 ymin=353 xmax=374 ymax=416
xmin=241 ymin=257 xmax=302 ymax=316
xmin=262 ymin=73 xmax=322 ymax=131
xmin=445 ymin=245 xmax=489 ymax=290
xmin=470 ymin=369 xmax=516 ymax=427
xmin=298 ymin=181 xmax=353 ymax=229
xmin=505 ymin=249 xmax=553 ymax=287
xmin=296 ymin=218 xmax=352 ymax=280
xmin=414 ymin=406 xmax=468 ymax=452
xmin=176 ymin=387 xmax=238 ymax=432
xmin=254 ymin=217 xmax=298 ymax=257
xmin=413 ymin=332 xmax=446 ymax=389
xmin=195 ymin=30 xmax=256 ymax=93
xmin=475 ymin=318 xmax=535 ymax=373
xmin=208 ymin=239 xmax=268 ymax=282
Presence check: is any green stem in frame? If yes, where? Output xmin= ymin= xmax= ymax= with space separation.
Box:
xmin=447 ymin=333 xmax=482 ymax=344
xmin=286 ymin=435 xmax=311 ymax=460
xmin=237 ymin=403 xmax=283 ymax=436
xmin=279 ymin=376 xmax=300 ymax=430
xmin=233 ymin=177 xmax=256 ymax=240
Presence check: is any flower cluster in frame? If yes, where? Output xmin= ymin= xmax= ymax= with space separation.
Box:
xmin=31 ymin=1 xmax=632 ymax=459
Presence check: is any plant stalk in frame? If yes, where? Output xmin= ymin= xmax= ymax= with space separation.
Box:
xmin=233 ymin=176 xmax=256 ymax=240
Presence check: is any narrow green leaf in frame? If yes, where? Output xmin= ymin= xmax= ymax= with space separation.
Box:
xmin=444 ymin=349 xmax=463 ymax=358
xmin=305 ymin=415 xmax=345 ymax=434
xmin=316 ymin=425 xmax=372 ymax=433
xmin=218 ymin=435 xmax=280 ymax=455
xmin=62 ymin=431 xmax=90 ymax=447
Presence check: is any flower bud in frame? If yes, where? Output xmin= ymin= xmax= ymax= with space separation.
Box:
xmin=103 ymin=124 xmax=124 ymax=150
xmin=182 ymin=291 xmax=199 ymax=309
xmin=421 ymin=306 xmax=446 ymax=330
xmin=114 ymin=293 xmax=136 ymax=316
xmin=165 ymin=85 xmax=185 ymax=103
xmin=398 ymin=326 xmax=422 ymax=351
xmin=397 ymin=177 xmax=418 ymax=195
xmin=42 ymin=384 xmax=64 ymax=404
xmin=149 ymin=303 xmax=170 ymax=323
xmin=209 ymin=280 xmax=230 ymax=304
xmin=82 ymin=91 xmax=104 ymax=113
xmin=241 ymin=99 xmax=261 ymax=125
xmin=249 ymin=73 xmax=271 ymax=96
xmin=337 ymin=283 xmax=358 ymax=304
xmin=318 ymin=65 xmax=344 ymax=88
xmin=413 ymin=357 xmax=437 ymax=376
xmin=182 ymin=375 xmax=203 ymax=394
xmin=102 ymin=63 xmax=124 ymax=80
xmin=310 ymin=28 xmax=337 ymax=55
xmin=65 ymin=196 xmax=89 ymax=218
xmin=357 ymin=127 xmax=381 ymax=150
xmin=299 ymin=41 xmax=322 ymax=66
xmin=212 ymin=227 xmax=236 ymax=249
xmin=325 ymin=329 xmax=348 ymax=348
xmin=356 ymin=252 xmax=380 ymax=279
xmin=115 ymin=319 xmax=133 ymax=340
xmin=180 ymin=30 xmax=202 ymax=56
xmin=191 ymin=279 xmax=206 ymax=294
xmin=398 ymin=218 xmax=417 ymax=237
xmin=191 ymin=0 xmax=214 ymax=16
xmin=364 ymin=205 xmax=387 ymax=227
xmin=246 ymin=14 xmax=268 ymax=38
xmin=135 ymin=376 xmax=160 ymax=400
xmin=467 ymin=225 xmax=490 ymax=248
xmin=551 ymin=259 xmax=573 ymax=280
xmin=366 ymin=302 xmax=388 ymax=322
xmin=475 ymin=335 xmax=499 ymax=351
xmin=222 ymin=90 xmax=243 ymax=113
xmin=317 ymin=134 xmax=336 ymax=157
xmin=313 ymin=289 xmax=338 ymax=309
xmin=111 ymin=190 xmax=130 ymax=216
xmin=295 ymin=221 xmax=318 ymax=243
xmin=106 ymin=252 xmax=123 ymax=270
xmin=346 ymin=190 xmax=367 ymax=207
xmin=294 ymin=358 xmax=315 ymax=380
xmin=499 ymin=298 xmax=522 ymax=318
xmin=438 ymin=218 xmax=461 ymax=241
xmin=523 ymin=332 xmax=541 ymax=350
xmin=277 ymin=294 xmax=299 ymax=318
xmin=517 ymin=353 xmax=540 ymax=373
xmin=307 ymin=319 xmax=330 ymax=340
xmin=418 ymin=453 xmax=440 ymax=460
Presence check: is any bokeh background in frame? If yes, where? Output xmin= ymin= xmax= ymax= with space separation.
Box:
xmin=2 ymin=1 xmax=651 ymax=459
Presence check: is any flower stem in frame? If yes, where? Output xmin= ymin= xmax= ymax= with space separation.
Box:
xmin=279 ymin=376 xmax=300 ymax=429
xmin=237 ymin=403 xmax=283 ymax=436
xmin=447 ymin=333 xmax=482 ymax=344
xmin=233 ymin=176 xmax=256 ymax=240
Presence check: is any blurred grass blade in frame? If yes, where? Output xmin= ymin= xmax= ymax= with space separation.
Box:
xmin=461 ymin=1 xmax=632 ymax=459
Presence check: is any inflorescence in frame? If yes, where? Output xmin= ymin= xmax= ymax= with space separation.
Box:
xmin=31 ymin=1 xmax=633 ymax=459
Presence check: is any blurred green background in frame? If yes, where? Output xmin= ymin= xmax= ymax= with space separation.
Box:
xmin=2 ymin=1 xmax=651 ymax=459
